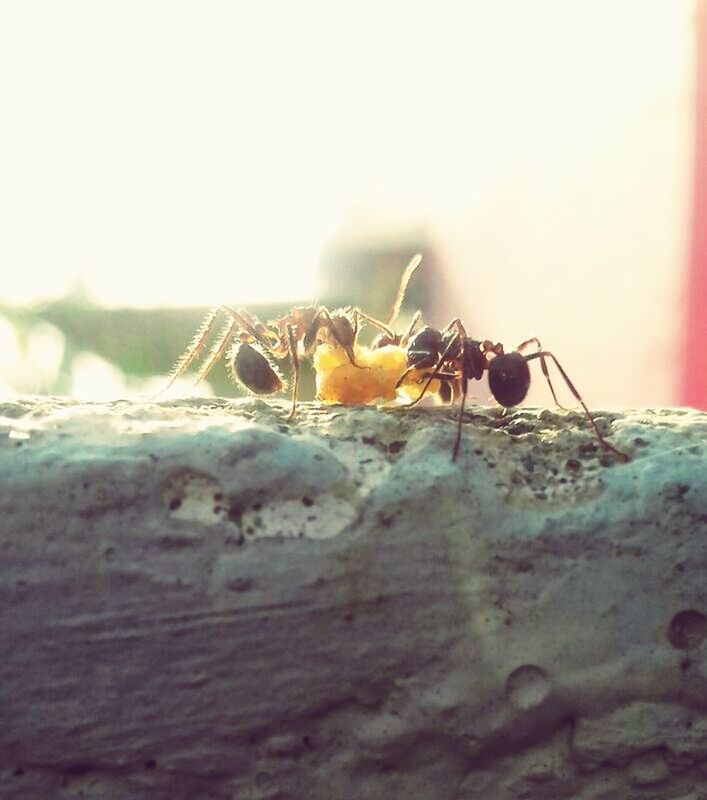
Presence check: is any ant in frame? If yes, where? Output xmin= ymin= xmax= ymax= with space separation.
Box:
xmin=157 ymin=255 xmax=423 ymax=420
xmin=396 ymin=318 xmax=630 ymax=462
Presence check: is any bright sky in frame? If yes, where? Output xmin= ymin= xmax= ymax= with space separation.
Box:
xmin=0 ymin=0 xmax=694 ymax=307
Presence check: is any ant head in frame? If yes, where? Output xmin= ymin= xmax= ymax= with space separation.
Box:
xmin=407 ymin=326 xmax=443 ymax=368
xmin=487 ymin=352 xmax=530 ymax=407
xmin=229 ymin=342 xmax=284 ymax=395
xmin=303 ymin=310 xmax=356 ymax=354
xmin=328 ymin=313 xmax=356 ymax=348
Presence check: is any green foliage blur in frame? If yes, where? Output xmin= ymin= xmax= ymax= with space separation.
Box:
xmin=0 ymin=245 xmax=431 ymax=400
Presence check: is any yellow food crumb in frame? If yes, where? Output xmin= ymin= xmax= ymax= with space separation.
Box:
xmin=314 ymin=344 xmax=440 ymax=406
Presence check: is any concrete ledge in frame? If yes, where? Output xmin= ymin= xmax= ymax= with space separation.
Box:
xmin=1 ymin=397 xmax=706 ymax=799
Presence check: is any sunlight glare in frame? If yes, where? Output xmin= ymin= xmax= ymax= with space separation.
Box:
xmin=0 ymin=0 xmax=693 ymax=308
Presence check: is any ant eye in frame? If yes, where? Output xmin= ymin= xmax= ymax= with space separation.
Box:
xmin=488 ymin=353 xmax=530 ymax=407
xmin=229 ymin=343 xmax=283 ymax=395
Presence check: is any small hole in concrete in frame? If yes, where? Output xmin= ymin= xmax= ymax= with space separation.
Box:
xmin=228 ymin=503 xmax=244 ymax=525
xmin=505 ymin=665 xmax=551 ymax=710
xmin=668 ymin=610 xmax=707 ymax=650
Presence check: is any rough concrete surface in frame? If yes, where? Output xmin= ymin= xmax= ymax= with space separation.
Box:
xmin=0 ymin=396 xmax=706 ymax=800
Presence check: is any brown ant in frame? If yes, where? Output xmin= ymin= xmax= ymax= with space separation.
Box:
xmin=396 ymin=318 xmax=629 ymax=462
xmin=158 ymin=255 xmax=423 ymax=419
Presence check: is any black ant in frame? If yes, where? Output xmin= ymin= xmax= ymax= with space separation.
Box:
xmin=396 ymin=318 xmax=630 ymax=462
xmin=157 ymin=254 xmax=423 ymax=419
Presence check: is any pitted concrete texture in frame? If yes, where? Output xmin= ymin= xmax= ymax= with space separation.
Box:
xmin=0 ymin=397 xmax=706 ymax=799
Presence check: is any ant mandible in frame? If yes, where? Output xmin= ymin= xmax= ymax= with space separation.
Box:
xmin=396 ymin=318 xmax=630 ymax=462
xmin=158 ymin=255 xmax=423 ymax=420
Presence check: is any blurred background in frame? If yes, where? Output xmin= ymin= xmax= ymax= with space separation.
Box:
xmin=0 ymin=0 xmax=705 ymax=409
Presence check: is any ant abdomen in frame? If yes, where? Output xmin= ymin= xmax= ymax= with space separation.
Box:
xmin=487 ymin=352 xmax=531 ymax=407
xmin=229 ymin=342 xmax=284 ymax=395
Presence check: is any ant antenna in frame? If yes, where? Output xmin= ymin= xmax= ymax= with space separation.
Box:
xmin=387 ymin=254 xmax=422 ymax=327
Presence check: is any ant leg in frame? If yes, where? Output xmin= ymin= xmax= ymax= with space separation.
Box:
xmin=481 ymin=339 xmax=505 ymax=357
xmin=396 ymin=368 xmax=457 ymax=396
xmin=449 ymin=330 xmax=472 ymax=460
xmin=437 ymin=378 xmax=454 ymax=404
xmin=526 ymin=351 xmax=629 ymax=461
xmin=221 ymin=305 xmax=279 ymax=352
xmin=396 ymin=365 xmax=443 ymax=408
xmin=407 ymin=317 xmax=466 ymax=406
xmin=435 ymin=373 xmax=460 ymax=390
xmin=516 ymin=337 xmax=568 ymax=410
xmin=397 ymin=329 xmax=464 ymax=408
xmin=286 ymin=324 xmax=300 ymax=421
xmin=395 ymin=365 xmax=418 ymax=390
xmin=194 ymin=321 xmax=238 ymax=386
xmin=352 ymin=309 xmax=396 ymax=341
xmin=452 ymin=378 xmax=469 ymax=461
xmin=156 ymin=304 xmax=281 ymax=400
xmin=440 ymin=317 xmax=467 ymax=339
xmin=387 ymin=253 xmax=422 ymax=327
xmin=155 ymin=306 xmax=222 ymax=397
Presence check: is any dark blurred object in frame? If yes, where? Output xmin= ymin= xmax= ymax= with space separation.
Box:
xmin=683 ymin=0 xmax=707 ymax=410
